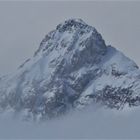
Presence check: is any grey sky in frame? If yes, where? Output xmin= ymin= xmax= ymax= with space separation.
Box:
xmin=0 ymin=1 xmax=140 ymax=76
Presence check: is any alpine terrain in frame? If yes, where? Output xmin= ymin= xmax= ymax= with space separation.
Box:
xmin=0 ymin=19 xmax=140 ymax=121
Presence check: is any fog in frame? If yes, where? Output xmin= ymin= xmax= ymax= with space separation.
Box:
xmin=0 ymin=106 xmax=140 ymax=139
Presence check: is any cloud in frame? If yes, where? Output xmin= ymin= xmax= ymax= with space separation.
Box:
xmin=0 ymin=106 xmax=140 ymax=139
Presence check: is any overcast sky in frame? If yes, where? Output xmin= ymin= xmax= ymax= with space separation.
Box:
xmin=0 ymin=1 xmax=140 ymax=76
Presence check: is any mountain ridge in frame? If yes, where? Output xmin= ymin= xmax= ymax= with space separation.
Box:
xmin=0 ymin=18 xmax=140 ymax=121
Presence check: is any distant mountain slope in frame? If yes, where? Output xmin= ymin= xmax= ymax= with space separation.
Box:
xmin=0 ymin=19 xmax=140 ymax=121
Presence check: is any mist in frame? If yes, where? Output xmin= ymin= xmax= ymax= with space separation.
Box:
xmin=0 ymin=106 xmax=140 ymax=139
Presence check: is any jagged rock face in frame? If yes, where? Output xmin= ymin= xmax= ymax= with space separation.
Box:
xmin=0 ymin=18 xmax=140 ymax=120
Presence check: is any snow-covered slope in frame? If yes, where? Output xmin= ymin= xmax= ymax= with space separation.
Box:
xmin=0 ymin=18 xmax=140 ymax=120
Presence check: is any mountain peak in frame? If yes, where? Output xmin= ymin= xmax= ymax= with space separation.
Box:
xmin=60 ymin=18 xmax=87 ymax=25
xmin=57 ymin=18 xmax=86 ymax=26
xmin=34 ymin=18 xmax=106 ymax=56
xmin=0 ymin=19 xmax=140 ymax=121
xmin=56 ymin=18 xmax=94 ymax=32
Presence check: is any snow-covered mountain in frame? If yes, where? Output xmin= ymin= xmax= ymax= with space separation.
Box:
xmin=0 ymin=18 xmax=140 ymax=120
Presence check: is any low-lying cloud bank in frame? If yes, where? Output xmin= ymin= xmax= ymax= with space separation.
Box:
xmin=0 ymin=106 xmax=140 ymax=139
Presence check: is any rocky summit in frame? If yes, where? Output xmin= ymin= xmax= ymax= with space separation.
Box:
xmin=0 ymin=19 xmax=140 ymax=121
